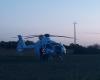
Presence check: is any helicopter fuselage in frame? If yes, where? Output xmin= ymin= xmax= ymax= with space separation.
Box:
xmin=17 ymin=34 xmax=66 ymax=59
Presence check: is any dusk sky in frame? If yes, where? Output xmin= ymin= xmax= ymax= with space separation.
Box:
xmin=0 ymin=0 xmax=100 ymax=46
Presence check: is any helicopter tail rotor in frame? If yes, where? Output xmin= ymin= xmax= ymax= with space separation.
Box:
xmin=17 ymin=35 xmax=27 ymax=52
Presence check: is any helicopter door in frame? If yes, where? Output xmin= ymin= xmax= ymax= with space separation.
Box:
xmin=54 ymin=45 xmax=62 ymax=55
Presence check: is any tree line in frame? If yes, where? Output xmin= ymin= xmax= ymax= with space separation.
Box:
xmin=64 ymin=43 xmax=100 ymax=54
xmin=0 ymin=41 xmax=100 ymax=54
xmin=0 ymin=41 xmax=33 ymax=49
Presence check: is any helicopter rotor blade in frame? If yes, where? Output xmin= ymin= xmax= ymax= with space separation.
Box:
xmin=50 ymin=35 xmax=74 ymax=39
xmin=24 ymin=36 xmax=39 ymax=39
xmin=12 ymin=35 xmax=40 ymax=39
xmin=12 ymin=36 xmax=31 ymax=38
xmin=29 ymin=35 xmax=40 ymax=37
xmin=12 ymin=34 xmax=74 ymax=39
xmin=24 ymin=36 xmax=36 ymax=39
xmin=11 ymin=37 xmax=17 ymax=38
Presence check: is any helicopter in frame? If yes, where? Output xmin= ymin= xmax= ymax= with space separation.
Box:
xmin=16 ymin=34 xmax=73 ymax=61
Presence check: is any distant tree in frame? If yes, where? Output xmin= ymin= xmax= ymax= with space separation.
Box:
xmin=0 ymin=41 xmax=100 ymax=54
xmin=86 ymin=44 xmax=100 ymax=54
xmin=0 ymin=40 xmax=34 ymax=49
xmin=0 ymin=41 xmax=17 ymax=49
xmin=88 ymin=44 xmax=100 ymax=49
xmin=64 ymin=43 xmax=100 ymax=55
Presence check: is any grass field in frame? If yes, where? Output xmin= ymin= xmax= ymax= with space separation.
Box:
xmin=0 ymin=49 xmax=100 ymax=80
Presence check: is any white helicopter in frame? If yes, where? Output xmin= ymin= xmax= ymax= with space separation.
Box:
xmin=16 ymin=34 xmax=73 ymax=61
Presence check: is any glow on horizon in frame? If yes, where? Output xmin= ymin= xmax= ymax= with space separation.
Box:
xmin=0 ymin=0 xmax=100 ymax=46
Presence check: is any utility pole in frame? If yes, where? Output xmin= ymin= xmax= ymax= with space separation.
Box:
xmin=73 ymin=22 xmax=77 ymax=45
